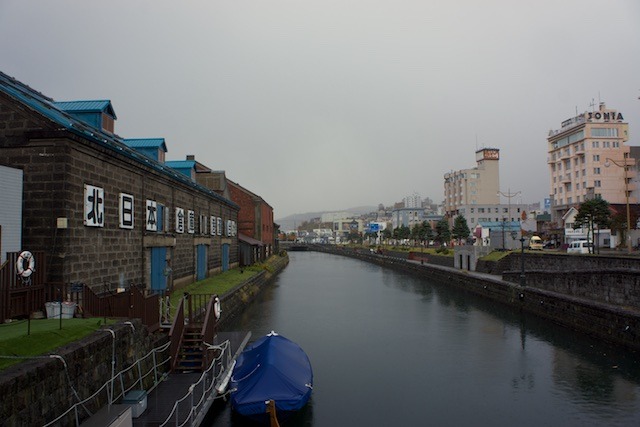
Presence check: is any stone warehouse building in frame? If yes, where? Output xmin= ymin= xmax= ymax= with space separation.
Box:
xmin=184 ymin=158 xmax=276 ymax=265
xmin=0 ymin=71 xmax=240 ymax=292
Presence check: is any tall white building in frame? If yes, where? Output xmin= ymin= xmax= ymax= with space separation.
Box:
xmin=444 ymin=148 xmax=500 ymax=218
xmin=403 ymin=193 xmax=421 ymax=209
xmin=547 ymin=102 xmax=634 ymax=223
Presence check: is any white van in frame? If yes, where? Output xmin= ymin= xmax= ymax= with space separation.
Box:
xmin=529 ymin=236 xmax=543 ymax=250
xmin=567 ymin=240 xmax=592 ymax=254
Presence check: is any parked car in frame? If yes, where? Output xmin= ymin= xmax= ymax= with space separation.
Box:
xmin=567 ymin=240 xmax=592 ymax=254
xmin=529 ymin=236 xmax=543 ymax=250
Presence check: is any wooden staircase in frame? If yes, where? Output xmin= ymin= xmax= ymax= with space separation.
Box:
xmin=170 ymin=294 xmax=220 ymax=373
xmin=174 ymin=324 xmax=206 ymax=372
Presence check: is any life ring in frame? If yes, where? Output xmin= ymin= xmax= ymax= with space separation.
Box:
xmin=16 ymin=251 xmax=35 ymax=278
xmin=214 ymin=296 xmax=222 ymax=320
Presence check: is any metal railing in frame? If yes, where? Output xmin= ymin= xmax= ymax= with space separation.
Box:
xmin=43 ymin=340 xmax=171 ymax=427
xmin=170 ymin=298 xmax=186 ymax=371
xmin=160 ymin=340 xmax=232 ymax=427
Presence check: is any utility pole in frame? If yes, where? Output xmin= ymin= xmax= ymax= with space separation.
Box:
xmin=497 ymin=188 xmax=521 ymax=250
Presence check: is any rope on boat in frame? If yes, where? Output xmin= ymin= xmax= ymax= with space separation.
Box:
xmin=231 ymin=363 xmax=261 ymax=383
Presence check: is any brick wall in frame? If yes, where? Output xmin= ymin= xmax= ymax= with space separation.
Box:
xmin=260 ymin=202 xmax=274 ymax=253
xmin=228 ymin=182 xmax=256 ymax=238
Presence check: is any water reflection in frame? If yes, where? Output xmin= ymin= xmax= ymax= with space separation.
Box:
xmin=207 ymin=252 xmax=640 ymax=426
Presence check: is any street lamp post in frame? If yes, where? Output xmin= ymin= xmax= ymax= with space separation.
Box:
xmin=511 ymin=231 xmax=525 ymax=286
xmin=604 ymin=157 xmax=632 ymax=254
xmin=498 ymin=188 xmax=521 ymax=250
xmin=519 ymin=237 xmax=526 ymax=286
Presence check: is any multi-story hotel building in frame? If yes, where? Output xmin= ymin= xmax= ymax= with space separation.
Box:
xmin=444 ymin=148 xmax=500 ymax=218
xmin=547 ymin=102 xmax=635 ymax=223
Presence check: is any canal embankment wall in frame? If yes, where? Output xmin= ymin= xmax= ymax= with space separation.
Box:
xmin=311 ymin=245 xmax=640 ymax=352
xmin=498 ymin=252 xmax=640 ymax=308
xmin=0 ymin=319 xmax=167 ymax=427
xmin=217 ymin=253 xmax=289 ymax=330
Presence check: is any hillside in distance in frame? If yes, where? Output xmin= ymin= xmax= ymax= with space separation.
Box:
xmin=276 ymin=206 xmax=377 ymax=231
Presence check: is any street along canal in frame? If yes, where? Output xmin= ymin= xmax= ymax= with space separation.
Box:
xmin=209 ymin=251 xmax=640 ymax=426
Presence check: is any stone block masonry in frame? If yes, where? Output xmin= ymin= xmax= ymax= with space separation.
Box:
xmin=0 ymin=320 xmax=168 ymax=427
xmin=218 ymin=254 xmax=289 ymax=330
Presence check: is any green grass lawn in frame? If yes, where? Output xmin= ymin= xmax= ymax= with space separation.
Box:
xmin=0 ymin=318 xmax=115 ymax=370
xmin=166 ymin=262 xmax=271 ymax=319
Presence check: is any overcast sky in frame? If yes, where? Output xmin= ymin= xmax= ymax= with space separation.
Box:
xmin=2 ymin=1 xmax=639 ymax=220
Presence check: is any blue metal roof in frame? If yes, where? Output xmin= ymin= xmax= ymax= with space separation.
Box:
xmin=0 ymin=71 xmax=238 ymax=210
xmin=165 ymin=161 xmax=196 ymax=179
xmin=165 ymin=160 xmax=196 ymax=169
xmin=53 ymin=100 xmax=116 ymax=119
xmin=123 ymin=138 xmax=167 ymax=152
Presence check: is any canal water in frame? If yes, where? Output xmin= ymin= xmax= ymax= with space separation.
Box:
xmin=208 ymin=251 xmax=640 ymax=426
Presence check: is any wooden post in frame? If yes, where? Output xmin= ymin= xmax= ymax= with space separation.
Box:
xmin=266 ymin=400 xmax=280 ymax=427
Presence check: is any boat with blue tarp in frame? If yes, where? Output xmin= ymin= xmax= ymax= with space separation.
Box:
xmin=230 ymin=331 xmax=313 ymax=424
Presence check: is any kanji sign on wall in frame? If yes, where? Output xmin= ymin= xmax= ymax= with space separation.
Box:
xmin=226 ymin=220 xmax=237 ymax=236
xmin=119 ymin=193 xmax=134 ymax=229
xmin=84 ymin=184 xmax=104 ymax=227
xmin=146 ymin=200 xmax=158 ymax=231
xmin=175 ymin=207 xmax=185 ymax=233
xmin=188 ymin=210 xmax=195 ymax=234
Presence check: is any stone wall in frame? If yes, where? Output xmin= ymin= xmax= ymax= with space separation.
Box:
xmin=502 ymin=252 xmax=640 ymax=272
xmin=217 ymin=254 xmax=289 ymax=330
xmin=477 ymin=252 xmax=640 ymax=307
xmin=0 ymin=320 xmax=168 ymax=427
xmin=503 ymin=269 xmax=640 ymax=307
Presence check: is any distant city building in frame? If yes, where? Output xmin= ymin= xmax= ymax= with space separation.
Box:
xmin=391 ymin=207 xmax=423 ymax=230
xmin=444 ymin=148 xmax=500 ymax=218
xmin=333 ymin=218 xmax=364 ymax=241
xmin=631 ymin=146 xmax=640 ymax=204
xmin=547 ymin=102 xmax=635 ymax=223
xmin=403 ymin=193 xmax=422 ymax=209
xmin=457 ymin=203 xmax=528 ymax=230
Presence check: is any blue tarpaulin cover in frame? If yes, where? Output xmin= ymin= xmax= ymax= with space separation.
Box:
xmin=230 ymin=332 xmax=313 ymax=418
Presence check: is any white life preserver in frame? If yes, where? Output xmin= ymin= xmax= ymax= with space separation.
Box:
xmin=214 ymin=296 xmax=222 ymax=320
xmin=16 ymin=251 xmax=35 ymax=278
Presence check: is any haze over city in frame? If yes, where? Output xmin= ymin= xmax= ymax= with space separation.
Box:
xmin=1 ymin=1 xmax=639 ymax=220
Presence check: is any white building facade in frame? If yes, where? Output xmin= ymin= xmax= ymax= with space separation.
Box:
xmin=444 ymin=148 xmax=500 ymax=219
xmin=0 ymin=165 xmax=23 ymax=263
xmin=548 ymin=103 xmax=634 ymax=223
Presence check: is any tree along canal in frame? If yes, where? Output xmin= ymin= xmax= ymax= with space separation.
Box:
xmin=208 ymin=251 xmax=640 ymax=426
